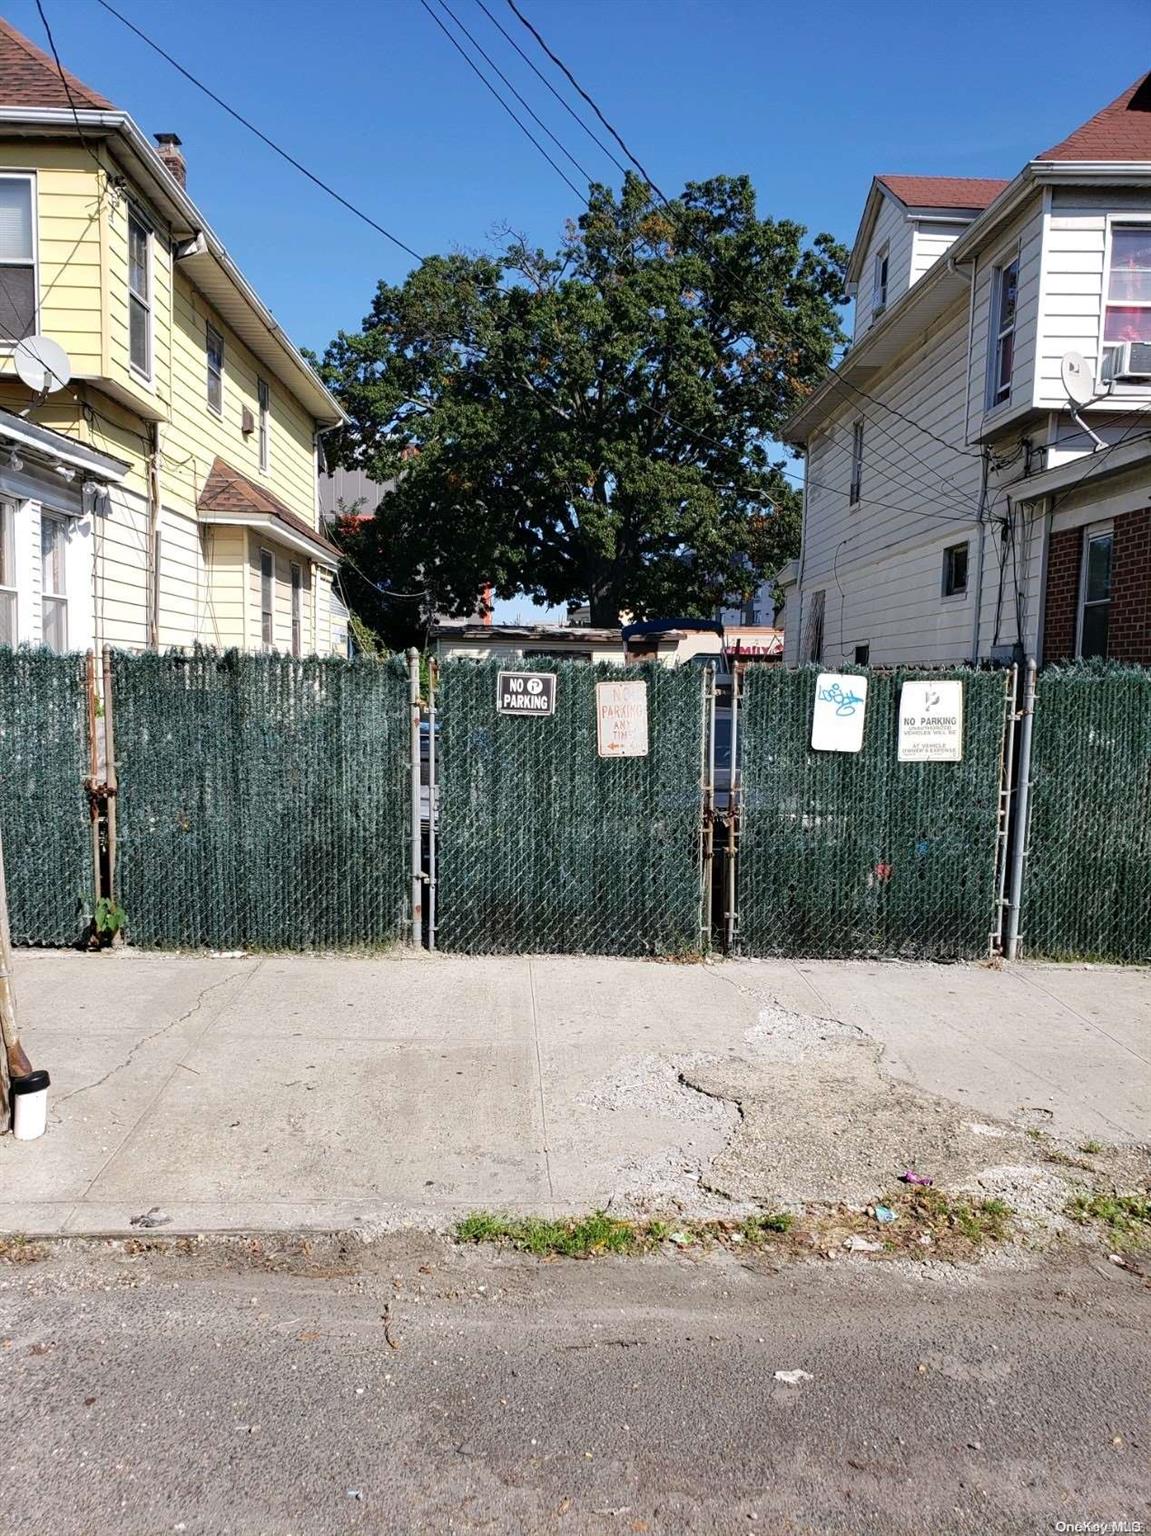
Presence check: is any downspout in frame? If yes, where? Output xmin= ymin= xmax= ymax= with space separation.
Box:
xmin=970 ymin=449 xmax=990 ymax=662
xmin=948 ymin=250 xmax=983 ymax=661
xmin=147 ymin=422 xmax=161 ymax=650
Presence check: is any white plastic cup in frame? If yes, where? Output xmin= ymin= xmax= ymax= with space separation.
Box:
xmin=11 ymin=1070 xmax=50 ymax=1140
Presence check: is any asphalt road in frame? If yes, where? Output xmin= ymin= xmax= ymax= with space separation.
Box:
xmin=2 ymin=1234 xmax=1149 ymax=1535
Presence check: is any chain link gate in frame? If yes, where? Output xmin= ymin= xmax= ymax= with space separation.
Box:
xmin=433 ymin=658 xmax=707 ymax=955
xmin=1020 ymin=663 xmax=1151 ymax=963
xmin=731 ymin=664 xmax=1014 ymax=960
xmin=111 ymin=649 xmax=411 ymax=950
xmin=0 ymin=649 xmax=93 ymax=945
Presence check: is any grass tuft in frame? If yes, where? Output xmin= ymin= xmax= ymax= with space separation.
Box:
xmin=1066 ymin=1191 xmax=1151 ymax=1242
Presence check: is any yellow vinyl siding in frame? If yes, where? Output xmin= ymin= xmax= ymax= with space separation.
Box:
xmin=245 ymin=531 xmax=313 ymax=653
xmin=203 ymin=524 xmax=247 ymax=649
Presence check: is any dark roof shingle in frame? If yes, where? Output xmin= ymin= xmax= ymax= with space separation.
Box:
xmin=197 ymin=458 xmax=338 ymax=560
xmin=0 ymin=18 xmax=112 ymax=110
xmin=876 ymin=174 xmax=1010 ymax=210
xmin=1037 ymin=71 xmax=1151 ymax=161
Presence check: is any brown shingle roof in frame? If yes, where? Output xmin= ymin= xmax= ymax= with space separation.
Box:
xmin=1037 ymin=71 xmax=1151 ymax=161
xmin=876 ymin=174 xmax=1010 ymax=210
xmin=198 ymin=458 xmax=338 ymax=561
xmin=0 ymin=17 xmax=112 ymax=110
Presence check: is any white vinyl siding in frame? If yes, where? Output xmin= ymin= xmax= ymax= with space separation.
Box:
xmin=854 ymin=194 xmax=913 ymax=340
xmin=910 ymin=221 xmax=968 ymax=285
xmin=0 ymin=498 xmax=15 ymax=643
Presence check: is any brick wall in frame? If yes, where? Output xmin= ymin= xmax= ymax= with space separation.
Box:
xmin=1042 ymin=507 xmax=1151 ymax=665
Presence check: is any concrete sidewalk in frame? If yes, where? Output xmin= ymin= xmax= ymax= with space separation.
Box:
xmin=0 ymin=950 xmax=1147 ymax=1235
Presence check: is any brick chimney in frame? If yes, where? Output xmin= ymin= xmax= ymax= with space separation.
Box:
xmin=153 ymin=133 xmax=186 ymax=189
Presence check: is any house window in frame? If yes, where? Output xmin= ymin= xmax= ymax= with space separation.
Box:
xmin=989 ymin=256 xmax=1019 ymax=407
xmin=206 ymin=322 xmax=224 ymax=415
xmin=290 ymin=561 xmax=302 ymax=657
xmin=871 ymin=244 xmax=889 ymax=318
xmin=1102 ymin=226 xmax=1151 ymax=379
xmin=128 ymin=208 xmax=152 ymax=379
xmin=257 ymin=377 xmax=270 ymax=473
xmin=0 ymin=500 xmax=15 ymax=644
xmin=803 ymin=589 xmax=825 ymax=663
xmin=260 ymin=547 xmax=274 ymax=648
xmin=40 ymin=512 xmax=67 ymax=652
xmin=942 ymin=541 xmax=969 ymax=597
xmin=0 ymin=175 xmax=36 ymax=342
xmin=849 ymin=420 xmax=864 ymax=506
xmin=1078 ymin=526 xmax=1113 ymax=659
xmin=853 ymin=643 xmax=870 ymax=666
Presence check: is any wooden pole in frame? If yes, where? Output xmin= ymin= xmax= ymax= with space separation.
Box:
xmin=101 ymin=645 xmax=118 ymax=910
xmin=85 ymin=650 xmax=102 ymax=909
xmin=0 ymin=821 xmax=32 ymax=1125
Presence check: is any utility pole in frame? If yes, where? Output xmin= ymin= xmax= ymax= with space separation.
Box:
xmin=0 ymin=822 xmax=32 ymax=1123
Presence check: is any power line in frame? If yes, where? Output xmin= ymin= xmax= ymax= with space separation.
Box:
xmin=93 ymin=0 xmax=425 ymax=264
xmin=471 ymin=0 xmax=629 ymax=177
xmin=504 ymin=0 xmax=667 ymax=199
xmin=415 ymin=0 xmax=584 ymax=200
xmin=426 ymin=0 xmax=597 ymax=186
xmin=34 ymin=0 xmax=106 ymax=176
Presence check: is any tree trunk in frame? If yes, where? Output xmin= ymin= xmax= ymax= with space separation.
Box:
xmin=588 ymin=592 xmax=621 ymax=628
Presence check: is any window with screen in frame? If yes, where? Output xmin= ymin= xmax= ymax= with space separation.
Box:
xmin=206 ymin=323 xmax=224 ymax=415
xmin=942 ymin=541 xmax=969 ymax=597
xmin=1102 ymin=226 xmax=1151 ymax=380
xmin=260 ymin=547 xmax=274 ymax=648
xmin=40 ymin=512 xmax=67 ymax=652
xmin=0 ymin=177 xmax=35 ymax=342
xmin=0 ymin=500 xmax=15 ymax=645
xmin=128 ymin=209 xmax=152 ymax=378
xmin=989 ymin=256 xmax=1019 ymax=407
xmin=290 ymin=562 xmax=302 ymax=657
xmin=1078 ymin=526 xmax=1112 ymax=659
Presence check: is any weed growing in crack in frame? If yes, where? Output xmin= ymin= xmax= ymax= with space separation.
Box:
xmin=1066 ymin=1192 xmax=1151 ymax=1243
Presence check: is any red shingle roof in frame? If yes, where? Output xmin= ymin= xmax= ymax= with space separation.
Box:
xmin=198 ymin=459 xmax=338 ymax=560
xmin=1037 ymin=71 xmax=1151 ymax=161
xmin=0 ymin=17 xmax=112 ymax=110
xmin=876 ymin=174 xmax=1010 ymax=210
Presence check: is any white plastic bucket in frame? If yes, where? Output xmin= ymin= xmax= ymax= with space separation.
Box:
xmin=11 ymin=1070 xmax=49 ymax=1140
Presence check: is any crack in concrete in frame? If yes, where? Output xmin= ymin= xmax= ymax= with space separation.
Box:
xmin=53 ymin=965 xmax=256 ymax=1113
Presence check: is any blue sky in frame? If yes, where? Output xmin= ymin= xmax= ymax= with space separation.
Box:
xmin=8 ymin=0 xmax=1151 ymax=619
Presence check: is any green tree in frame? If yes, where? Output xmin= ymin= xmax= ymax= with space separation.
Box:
xmin=320 ymin=174 xmax=846 ymax=637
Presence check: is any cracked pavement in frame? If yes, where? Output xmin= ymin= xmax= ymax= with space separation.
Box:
xmin=0 ymin=950 xmax=1147 ymax=1235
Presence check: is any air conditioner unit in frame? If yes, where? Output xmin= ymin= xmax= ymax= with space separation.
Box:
xmin=1108 ymin=339 xmax=1151 ymax=380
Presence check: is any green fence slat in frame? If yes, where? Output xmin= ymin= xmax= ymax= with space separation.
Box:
xmin=435 ymin=659 xmax=704 ymax=956
xmin=737 ymin=666 xmax=1006 ymax=960
xmin=112 ymin=649 xmax=410 ymax=950
xmin=0 ymin=648 xmax=92 ymax=946
xmin=1024 ymin=663 xmax=1151 ymax=963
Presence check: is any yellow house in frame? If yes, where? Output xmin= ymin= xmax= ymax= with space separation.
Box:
xmin=0 ymin=18 xmax=347 ymax=658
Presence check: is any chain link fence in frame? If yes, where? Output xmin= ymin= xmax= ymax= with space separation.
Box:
xmin=1022 ymin=663 xmax=1151 ymax=963
xmin=736 ymin=665 xmax=1011 ymax=960
xmin=0 ymin=649 xmax=93 ymax=945
xmin=435 ymin=659 xmax=705 ymax=955
xmin=112 ymin=649 xmax=411 ymax=950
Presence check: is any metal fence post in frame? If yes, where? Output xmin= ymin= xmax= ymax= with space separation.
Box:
xmin=991 ymin=663 xmax=1018 ymax=956
xmin=699 ymin=662 xmax=714 ymax=954
xmin=1004 ymin=657 xmax=1037 ymax=961
xmin=427 ymin=659 xmax=438 ymax=953
xmin=101 ymin=646 xmax=118 ymax=913
xmin=408 ymin=648 xmax=423 ymax=948
xmin=724 ymin=663 xmax=742 ymax=955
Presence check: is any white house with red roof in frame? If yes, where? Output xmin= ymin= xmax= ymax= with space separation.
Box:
xmin=781 ymin=72 xmax=1151 ymax=668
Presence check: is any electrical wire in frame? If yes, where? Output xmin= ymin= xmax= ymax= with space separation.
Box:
xmin=425 ymin=0 xmax=596 ymax=187
xmin=503 ymin=0 xmax=667 ymax=199
xmin=92 ymin=0 xmax=425 ymax=264
xmin=415 ymin=0 xmax=583 ymax=200
xmin=470 ymin=0 xmax=628 ymax=176
xmin=34 ymin=0 xmax=107 ymax=177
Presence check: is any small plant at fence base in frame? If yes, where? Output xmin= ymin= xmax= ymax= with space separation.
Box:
xmin=1066 ymin=1191 xmax=1151 ymax=1244
xmin=92 ymin=897 xmax=126 ymax=946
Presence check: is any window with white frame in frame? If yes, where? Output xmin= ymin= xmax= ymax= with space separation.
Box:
xmin=0 ymin=175 xmax=36 ymax=342
xmin=128 ymin=207 xmax=152 ymax=379
xmin=1102 ymin=226 xmax=1151 ymax=381
xmin=259 ymin=547 xmax=274 ymax=648
xmin=942 ymin=541 xmax=969 ymax=597
xmin=989 ymin=256 xmax=1019 ymax=407
xmin=206 ymin=322 xmax=224 ymax=415
xmin=40 ymin=512 xmax=67 ymax=652
xmin=257 ymin=377 xmax=270 ymax=473
xmin=1078 ymin=525 xmax=1113 ymax=660
xmin=0 ymin=499 xmax=15 ymax=645
xmin=849 ymin=420 xmax=864 ymax=506
xmin=290 ymin=562 xmax=302 ymax=657
xmin=871 ymin=244 xmax=889 ymax=319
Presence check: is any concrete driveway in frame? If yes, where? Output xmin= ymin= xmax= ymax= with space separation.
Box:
xmin=1 ymin=950 xmax=1148 ymax=1235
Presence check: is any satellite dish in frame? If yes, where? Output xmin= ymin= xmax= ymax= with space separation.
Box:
xmin=13 ymin=335 xmax=72 ymax=395
xmin=1060 ymin=351 xmax=1095 ymax=408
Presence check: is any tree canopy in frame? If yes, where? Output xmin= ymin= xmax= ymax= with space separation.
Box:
xmin=319 ymin=173 xmax=846 ymax=642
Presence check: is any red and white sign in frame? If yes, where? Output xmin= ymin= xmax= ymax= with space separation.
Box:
xmin=596 ymin=681 xmax=649 ymax=758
